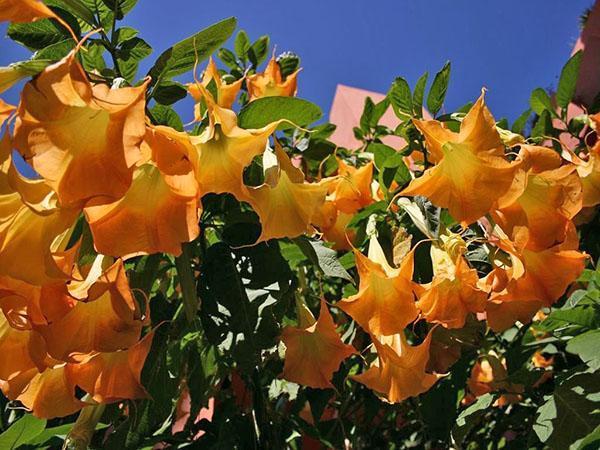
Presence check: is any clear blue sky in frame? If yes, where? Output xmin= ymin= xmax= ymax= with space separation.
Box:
xmin=0 ymin=0 xmax=593 ymax=123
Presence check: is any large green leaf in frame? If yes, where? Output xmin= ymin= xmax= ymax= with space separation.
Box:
xmin=7 ymin=9 xmax=80 ymax=50
xmin=530 ymin=87 xmax=555 ymax=116
xmin=0 ymin=415 xmax=47 ymax=449
xmin=238 ymin=96 xmax=322 ymax=130
xmin=426 ymin=61 xmax=451 ymax=116
xmin=148 ymin=17 xmax=237 ymax=87
xmin=566 ymin=330 xmax=600 ymax=370
xmin=388 ymin=76 xmax=413 ymax=118
xmin=556 ymin=51 xmax=583 ymax=109
xmin=534 ymin=372 xmax=600 ymax=449
xmin=452 ymin=393 xmax=494 ymax=444
xmin=293 ymin=237 xmax=353 ymax=282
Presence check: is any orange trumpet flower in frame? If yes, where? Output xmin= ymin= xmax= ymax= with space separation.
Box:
xmin=339 ymin=236 xmax=418 ymax=336
xmin=353 ymin=330 xmax=440 ymax=403
xmin=246 ymin=55 xmax=300 ymax=101
xmin=281 ymin=298 xmax=355 ymax=389
xmin=14 ymin=52 xmax=148 ymax=208
xmin=86 ymin=125 xmax=200 ymax=258
xmin=400 ymin=92 xmax=520 ymax=225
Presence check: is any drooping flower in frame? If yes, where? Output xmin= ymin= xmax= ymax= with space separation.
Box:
xmin=281 ymin=298 xmax=355 ymax=389
xmin=66 ymin=330 xmax=154 ymax=403
xmin=85 ymin=125 xmax=200 ymax=258
xmin=0 ymin=311 xmax=46 ymax=383
xmin=0 ymin=134 xmax=79 ymax=285
xmin=245 ymin=142 xmax=330 ymax=242
xmin=332 ymin=159 xmax=374 ymax=214
xmin=37 ymin=259 xmax=144 ymax=360
xmin=246 ymin=55 xmax=300 ymax=101
xmin=189 ymin=87 xmax=280 ymax=200
xmin=484 ymin=224 xmax=587 ymax=331
xmin=188 ymin=57 xmax=243 ymax=118
xmin=492 ymin=145 xmax=582 ymax=250
xmin=464 ymin=354 xmax=523 ymax=407
xmin=339 ymin=235 xmax=418 ymax=336
xmin=12 ymin=364 xmax=86 ymax=419
xmin=13 ymin=52 xmax=148 ymax=207
xmin=416 ymin=233 xmax=487 ymax=329
xmin=0 ymin=0 xmax=57 ymax=23
xmin=353 ymin=330 xmax=440 ymax=403
xmin=400 ymin=92 xmax=520 ymax=225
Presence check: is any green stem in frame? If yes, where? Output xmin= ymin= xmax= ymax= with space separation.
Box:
xmin=175 ymin=243 xmax=199 ymax=323
xmin=62 ymin=402 xmax=106 ymax=450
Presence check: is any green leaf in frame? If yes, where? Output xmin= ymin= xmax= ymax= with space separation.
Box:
xmin=8 ymin=10 xmax=80 ymax=50
xmin=412 ymin=72 xmax=429 ymax=117
xmin=248 ymin=35 xmax=270 ymax=67
xmin=369 ymin=142 xmax=396 ymax=170
xmin=278 ymin=52 xmax=300 ymax=79
xmin=511 ymin=108 xmax=531 ymax=134
xmin=293 ymin=237 xmax=353 ymax=282
xmin=578 ymin=426 xmax=600 ymax=450
xmin=148 ymin=17 xmax=237 ymax=87
xmin=32 ymin=38 xmax=74 ymax=60
xmin=238 ymin=96 xmax=322 ymax=130
xmin=153 ymin=81 xmax=187 ymax=105
xmin=117 ymin=37 xmax=152 ymax=82
xmin=426 ymin=61 xmax=451 ymax=116
xmin=55 ymin=0 xmax=96 ymax=24
xmin=102 ymin=0 xmax=138 ymax=20
xmin=389 ymin=77 xmax=413 ymax=118
xmin=234 ymin=30 xmax=250 ymax=59
xmin=534 ymin=372 xmax=600 ymax=448
xmin=531 ymin=109 xmax=553 ymax=138
xmin=452 ymin=393 xmax=494 ymax=443
xmin=360 ymin=97 xmax=375 ymax=131
xmin=150 ymin=104 xmax=184 ymax=131
xmin=218 ymin=47 xmax=238 ymax=69
xmin=113 ymin=26 xmax=139 ymax=43
xmin=566 ymin=330 xmax=600 ymax=370
xmin=0 ymin=414 xmax=47 ymax=449
xmin=556 ymin=50 xmax=583 ymax=109
xmin=530 ymin=88 xmax=555 ymax=116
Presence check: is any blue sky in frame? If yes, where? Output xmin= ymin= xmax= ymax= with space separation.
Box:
xmin=0 ymin=0 xmax=593 ymax=124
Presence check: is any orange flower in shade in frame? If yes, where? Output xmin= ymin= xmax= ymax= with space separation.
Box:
xmin=332 ymin=160 xmax=374 ymax=214
xmin=484 ymin=225 xmax=587 ymax=331
xmin=188 ymin=57 xmax=243 ymax=118
xmin=0 ymin=312 xmax=46 ymax=383
xmin=245 ymin=143 xmax=330 ymax=242
xmin=338 ymin=236 xmax=418 ymax=336
xmin=246 ymin=55 xmax=300 ymax=101
xmin=0 ymin=98 xmax=14 ymax=127
xmin=66 ymin=330 xmax=154 ymax=403
xmin=189 ymin=87 xmax=280 ymax=201
xmin=86 ymin=125 xmax=200 ymax=258
xmin=465 ymin=354 xmax=522 ymax=407
xmin=317 ymin=205 xmax=355 ymax=251
xmin=0 ymin=276 xmax=72 ymax=330
xmin=280 ymin=298 xmax=355 ymax=389
xmin=353 ymin=330 xmax=440 ymax=403
xmin=0 ymin=134 xmax=79 ymax=286
xmin=492 ymin=145 xmax=582 ymax=250
xmin=314 ymin=159 xmax=374 ymax=250
xmin=0 ymin=0 xmax=57 ymax=23
xmin=416 ymin=234 xmax=487 ymax=329
xmin=13 ymin=52 xmax=148 ymax=208
xmin=400 ymin=92 xmax=520 ymax=225
xmin=37 ymin=259 xmax=144 ymax=361
xmin=11 ymin=364 xmax=86 ymax=419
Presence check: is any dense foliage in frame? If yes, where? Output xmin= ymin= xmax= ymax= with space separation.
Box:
xmin=0 ymin=1 xmax=599 ymax=449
